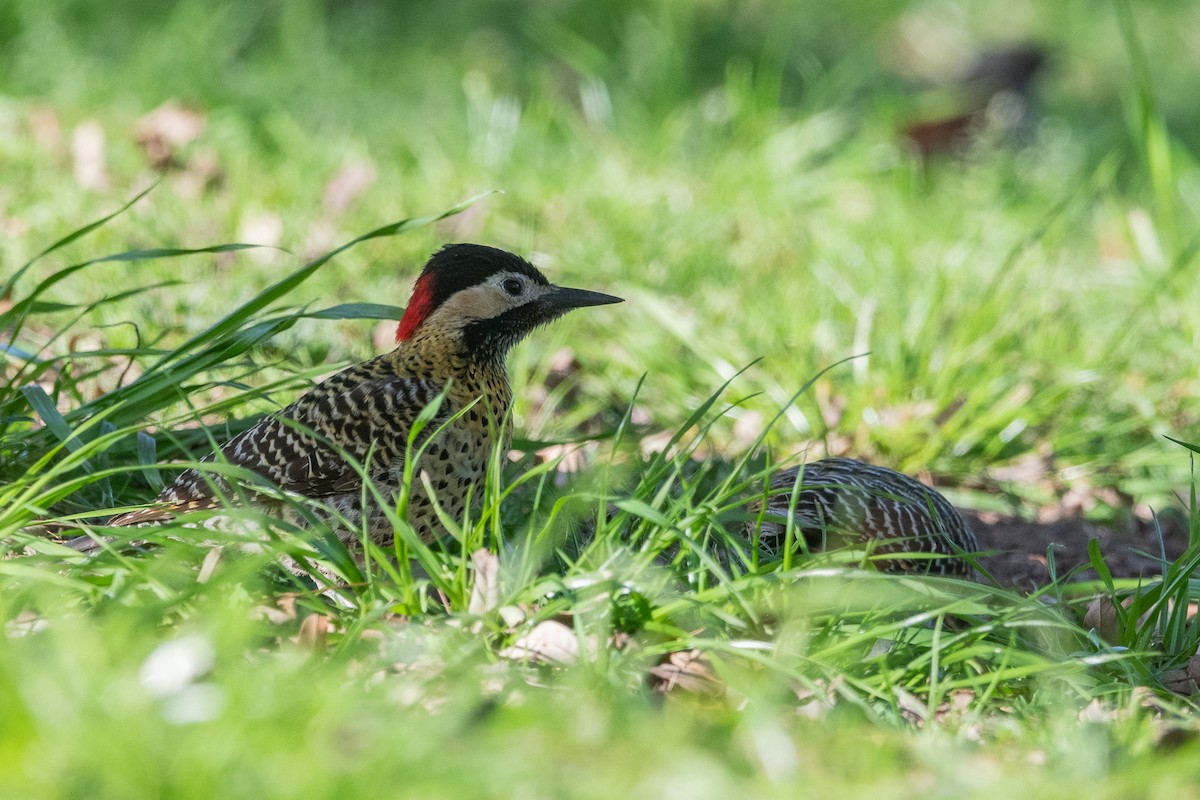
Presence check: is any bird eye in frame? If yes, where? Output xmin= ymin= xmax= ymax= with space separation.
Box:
xmin=502 ymin=278 xmax=524 ymax=296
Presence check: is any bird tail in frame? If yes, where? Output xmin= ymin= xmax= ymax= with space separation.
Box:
xmin=16 ymin=520 xmax=115 ymax=555
xmin=107 ymin=497 xmax=221 ymax=527
xmin=20 ymin=498 xmax=221 ymax=555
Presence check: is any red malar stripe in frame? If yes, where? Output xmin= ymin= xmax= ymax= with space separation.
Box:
xmin=396 ymin=273 xmax=436 ymax=341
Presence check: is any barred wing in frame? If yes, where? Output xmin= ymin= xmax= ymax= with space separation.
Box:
xmin=109 ymin=372 xmax=446 ymax=526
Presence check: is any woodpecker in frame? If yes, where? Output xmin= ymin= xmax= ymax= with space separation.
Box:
xmin=105 ymin=244 xmax=622 ymax=546
xmin=746 ymin=458 xmax=977 ymax=578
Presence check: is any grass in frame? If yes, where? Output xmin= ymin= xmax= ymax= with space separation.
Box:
xmin=3 ymin=0 xmax=1200 ymax=796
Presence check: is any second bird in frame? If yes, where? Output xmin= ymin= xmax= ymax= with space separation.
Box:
xmin=107 ymin=244 xmax=622 ymax=545
xmin=747 ymin=458 xmax=978 ymax=578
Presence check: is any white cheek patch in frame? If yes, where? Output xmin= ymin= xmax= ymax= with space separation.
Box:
xmin=430 ymin=284 xmax=513 ymax=322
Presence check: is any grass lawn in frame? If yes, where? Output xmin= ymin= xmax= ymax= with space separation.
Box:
xmin=3 ymin=0 xmax=1200 ymax=796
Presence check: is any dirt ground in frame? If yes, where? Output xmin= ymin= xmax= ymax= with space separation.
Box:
xmin=967 ymin=509 xmax=1190 ymax=592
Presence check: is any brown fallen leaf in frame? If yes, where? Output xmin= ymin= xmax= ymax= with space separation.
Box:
xmin=1186 ymin=652 xmax=1200 ymax=684
xmin=255 ymin=593 xmax=299 ymax=625
xmin=934 ymin=689 xmax=976 ymax=723
xmin=136 ymin=101 xmax=206 ymax=170
xmin=813 ymin=380 xmax=846 ymax=430
xmin=323 ymin=160 xmax=377 ymax=215
xmin=303 ymin=220 xmax=338 ymax=262
xmin=72 ymin=120 xmax=108 ymax=190
xmin=639 ymin=429 xmax=675 ymax=459
xmin=499 ymin=619 xmax=581 ymax=665
xmin=1083 ymin=595 xmax=1122 ymax=646
xmin=731 ymin=410 xmax=764 ymax=453
xmin=434 ymin=198 xmax=488 ymax=238
xmin=196 ymin=546 xmax=222 ymax=584
xmin=794 ymin=678 xmax=839 ymax=720
xmin=1078 ymin=698 xmax=1112 ymax=724
xmin=5 ymin=611 xmax=48 ymax=638
xmin=648 ymin=649 xmax=723 ymax=696
xmin=238 ymin=211 xmax=284 ymax=264
xmin=1157 ymin=727 xmax=1200 ymax=752
xmin=469 ymin=548 xmax=500 ymax=616
xmin=895 ymin=687 xmax=929 ymax=725
xmin=298 ymin=613 xmax=331 ymax=651
xmin=28 ymin=105 xmax=63 ymax=153
xmin=1161 ymin=668 xmax=1195 ymax=696
xmin=533 ymin=442 xmax=588 ymax=479
xmin=171 ymin=146 xmax=223 ymax=198
xmin=373 ymin=320 xmax=399 ymax=352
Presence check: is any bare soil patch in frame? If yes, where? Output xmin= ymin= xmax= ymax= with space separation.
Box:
xmin=968 ymin=509 xmax=1189 ymax=591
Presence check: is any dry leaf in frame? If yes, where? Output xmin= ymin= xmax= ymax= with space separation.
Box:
xmin=894 ymin=687 xmax=928 ymax=724
xmin=72 ymin=120 xmax=108 ymax=190
xmin=813 ymin=380 xmax=845 ymax=429
xmin=933 ymin=394 xmax=967 ymax=427
xmin=303 ymin=220 xmax=338 ymax=262
xmin=874 ymin=400 xmax=936 ymax=431
xmin=373 ymin=320 xmax=398 ymax=352
xmin=931 ymin=689 xmax=977 ymax=725
xmin=1162 ymin=669 xmax=1195 ymax=696
xmin=469 ymin=548 xmax=500 ymax=616
xmin=1083 ymin=596 xmax=1122 ymax=646
xmin=639 ymin=429 xmax=675 ymax=459
xmin=498 ymin=605 xmax=526 ymax=628
xmin=172 ymin=147 xmax=223 ymax=198
xmin=255 ymin=594 xmax=299 ymax=625
xmin=1186 ymin=653 xmax=1200 ymax=684
xmin=731 ymin=410 xmax=764 ymax=452
xmin=534 ymin=442 xmax=587 ymax=478
xmin=298 ymin=613 xmax=331 ymax=651
xmin=5 ymin=611 xmax=48 ymax=638
xmin=238 ymin=212 xmax=283 ymax=263
xmin=136 ymin=101 xmax=205 ymax=170
xmin=648 ymin=649 xmax=723 ymax=696
xmin=1157 ymin=727 xmax=1200 ymax=752
xmin=28 ymin=105 xmax=62 ymax=152
xmin=196 ymin=546 xmax=222 ymax=584
xmin=499 ymin=620 xmax=580 ymax=665
xmin=547 ymin=347 xmax=577 ymax=377
xmin=434 ymin=198 xmax=487 ymax=238
xmin=794 ymin=678 xmax=839 ymax=720
xmin=323 ymin=160 xmax=377 ymax=215
xmin=1078 ymin=698 xmax=1110 ymax=723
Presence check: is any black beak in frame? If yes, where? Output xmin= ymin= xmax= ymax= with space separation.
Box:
xmin=543 ymin=286 xmax=624 ymax=311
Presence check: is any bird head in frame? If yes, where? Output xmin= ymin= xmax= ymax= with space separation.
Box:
xmin=396 ymin=244 xmax=622 ymax=359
